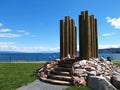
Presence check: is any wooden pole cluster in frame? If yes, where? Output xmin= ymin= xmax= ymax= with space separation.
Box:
xmin=60 ymin=16 xmax=77 ymax=58
xmin=79 ymin=11 xmax=98 ymax=59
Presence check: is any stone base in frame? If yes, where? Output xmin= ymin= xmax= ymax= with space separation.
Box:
xmin=88 ymin=76 xmax=117 ymax=90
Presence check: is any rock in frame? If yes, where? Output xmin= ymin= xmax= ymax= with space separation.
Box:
xmin=71 ymin=58 xmax=120 ymax=88
xmin=106 ymin=76 xmax=111 ymax=81
xmin=97 ymin=64 xmax=102 ymax=71
xmin=88 ymin=76 xmax=117 ymax=90
xmin=72 ymin=76 xmax=86 ymax=86
xmin=74 ymin=64 xmax=80 ymax=68
xmin=84 ymin=65 xmax=91 ymax=71
xmin=40 ymin=72 xmax=47 ymax=78
xmin=79 ymin=60 xmax=87 ymax=66
xmin=37 ymin=57 xmax=119 ymax=89
xmin=74 ymin=69 xmax=86 ymax=76
xmin=91 ymin=67 xmax=96 ymax=71
xmin=111 ymin=74 xmax=120 ymax=89
xmin=99 ymin=57 xmax=105 ymax=62
xmin=88 ymin=71 xmax=96 ymax=76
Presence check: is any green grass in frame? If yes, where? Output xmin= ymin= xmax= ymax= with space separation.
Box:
xmin=112 ymin=60 xmax=120 ymax=66
xmin=63 ymin=86 xmax=91 ymax=90
xmin=0 ymin=63 xmax=44 ymax=90
xmin=0 ymin=61 xmax=120 ymax=90
xmin=112 ymin=60 xmax=120 ymax=90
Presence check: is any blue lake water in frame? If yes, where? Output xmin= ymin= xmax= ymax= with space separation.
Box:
xmin=0 ymin=53 xmax=120 ymax=62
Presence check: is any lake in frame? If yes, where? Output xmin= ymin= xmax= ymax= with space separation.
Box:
xmin=0 ymin=53 xmax=120 ymax=62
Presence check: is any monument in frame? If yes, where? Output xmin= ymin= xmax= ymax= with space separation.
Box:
xmin=60 ymin=16 xmax=77 ymax=59
xmin=37 ymin=11 xmax=119 ymax=90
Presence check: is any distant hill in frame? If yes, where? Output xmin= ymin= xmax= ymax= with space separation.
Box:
xmin=0 ymin=51 xmax=22 ymax=53
xmin=0 ymin=48 xmax=120 ymax=54
xmin=99 ymin=48 xmax=120 ymax=53
xmin=0 ymin=51 xmax=60 ymax=54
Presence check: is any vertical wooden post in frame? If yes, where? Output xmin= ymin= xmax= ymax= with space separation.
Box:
xmin=69 ymin=19 xmax=72 ymax=56
xmin=95 ymin=19 xmax=98 ymax=58
xmin=60 ymin=16 xmax=77 ymax=59
xmin=79 ymin=11 xmax=98 ymax=59
xmin=60 ymin=20 xmax=65 ymax=58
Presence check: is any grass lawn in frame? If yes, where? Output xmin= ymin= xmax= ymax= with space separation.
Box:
xmin=112 ymin=60 xmax=120 ymax=66
xmin=0 ymin=63 xmax=44 ymax=90
xmin=0 ymin=60 xmax=120 ymax=90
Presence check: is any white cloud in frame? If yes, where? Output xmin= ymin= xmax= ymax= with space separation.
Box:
xmin=24 ymin=32 xmax=29 ymax=35
xmin=0 ymin=43 xmax=60 ymax=52
xmin=0 ymin=29 xmax=11 ymax=32
xmin=0 ymin=25 xmax=29 ymax=38
xmin=102 ymin=33 xmax=115 ymax=36
xmin=0 ymin=44 xmax=80 ymax=52
xmin=18 ymin=30 xmax=26 ymax=33
xmin=0 ymin=42 xmax=15 ymax=45
xmin=0 ymin=42 xmax=17 ymax=51
xmin=18 ymin=30 xmax=30 ymax=35
xmin=99 ymin=44 xmax=120 ymax=49
xmin=106 ymin=17 xmax=120 ymax=29
xmin=0 ymin=23 xmax=3 ymax=27
xmin=0 ymin=29 xmax=29 ymax=38
xmin=26 ymin=46 xmax=60 ymax=52
xmin=0 ymin=33 xmax=22 ymax=38
xmin=49 ymin=47 xmax=60 ymax=52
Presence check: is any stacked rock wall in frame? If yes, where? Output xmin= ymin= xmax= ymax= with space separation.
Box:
xmin=71 ymin=58 xmax=120 ymax=89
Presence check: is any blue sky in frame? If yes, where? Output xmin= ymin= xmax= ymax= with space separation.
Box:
xmin=0 ymin=0 xmax=120 ymax=52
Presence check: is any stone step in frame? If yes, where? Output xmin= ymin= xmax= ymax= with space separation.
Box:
xmin=51 ymin=71 xmax=70 ymax=76
xmin=40 ymin=77 xmax=71 ymax=85
xmin=59 ymin=61 xmax=75 ymax=65
xmin=58 ymin=64 xmax=72 ymax=68
xmin=49 ymin=75 xmax=72 ymax=82
xmin=55 ymin=67 xmax=71 ymax=72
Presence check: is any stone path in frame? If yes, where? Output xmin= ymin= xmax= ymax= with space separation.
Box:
xmin=16 ymin=80 xmax=68 ymax=90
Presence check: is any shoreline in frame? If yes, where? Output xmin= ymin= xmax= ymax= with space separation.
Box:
xmin=0 ymin=59 xmax=120 ymax=63
xmin=0 ymin=61 xmax=47 ymax=63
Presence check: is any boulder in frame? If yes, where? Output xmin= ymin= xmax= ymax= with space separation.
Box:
xmin=111 ymin=74 xmax=120 ymax=89
xmin=74 ymin=69 xmax=86 ymax=76
xmin=88 ymin=76 xmax=117 ymax=90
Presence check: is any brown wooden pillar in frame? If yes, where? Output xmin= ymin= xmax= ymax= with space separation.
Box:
xmin=75 ymin=26 xmax=77 ymax=56
xmin=95 ymin=18 xmax=98 ymax=58
xmin=84 ymin=11 xmax=91 ymax=59
xmin=60 ymin=16 xmax=77 ymax=59
xmin=71 ymin=19 xmax=75 ymax=56
xmin=79 ymin=10 xmax=98 ymax=59
xmin=64 ymin=16 xmax=70 ymax=57
xmin=60 ymin=20 xmax=64 ymax=58
xmin=69 ymin=19 xmax=72 ymax=56
xmin=79 ymin=12 xmax=86 ymax=59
